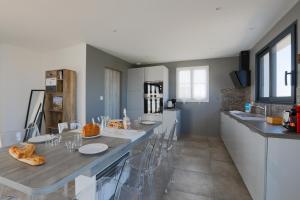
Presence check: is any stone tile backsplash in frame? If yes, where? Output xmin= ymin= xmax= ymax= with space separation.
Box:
xmin=220 ymin=87 xmax=251 ymax=111
xmin=221 ymin=87 xmax=293 ymax=117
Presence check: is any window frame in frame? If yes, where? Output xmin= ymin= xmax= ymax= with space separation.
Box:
xmin=176 ymin=66 xmax=209 ymax=103
xmin=255 ymin=22 xmax=297 ymax=104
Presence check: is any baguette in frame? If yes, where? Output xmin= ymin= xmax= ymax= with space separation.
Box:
xmin=108 ymin=120 xmax=124 ymax=129
xmin=17 ymin=155 xmax=45 ymax=166
xmin=9 ymin=144 xmax=35 ymax=159
xmin=8 ymin=144 xmax=45 ymax=166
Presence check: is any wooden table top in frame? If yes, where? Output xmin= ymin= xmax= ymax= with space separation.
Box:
xmin=0 ymin=123 xmax=159 ymax=196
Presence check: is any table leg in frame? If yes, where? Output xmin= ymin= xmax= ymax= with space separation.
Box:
xmin=63 ymin=183 xmax=68 ymax=197
xmin=27 ymin=194 xmax=45 ymax=200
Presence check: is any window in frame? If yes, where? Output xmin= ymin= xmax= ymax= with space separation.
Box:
xmin=176 ymin=66 xmax=209 ymax=102
xmin=256 ymin=22 xmax=297 ymax=104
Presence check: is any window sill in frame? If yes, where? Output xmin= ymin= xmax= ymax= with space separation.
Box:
xmin=176 ymin=99 xmax=209 ymax=103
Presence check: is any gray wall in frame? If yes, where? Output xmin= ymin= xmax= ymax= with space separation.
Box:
xmin=250 ymin=1 xmax=300 ymax=102
xmin=86 ymin=44 xmax=132 ymax=122
xmin=143 ymin=57 xmax=238 ymax=137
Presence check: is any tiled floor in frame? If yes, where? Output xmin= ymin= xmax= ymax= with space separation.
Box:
xmin=161 ymin=136 xmax=252 ymax=200
xmin=0 ymin=136 xmax=252 ymax=200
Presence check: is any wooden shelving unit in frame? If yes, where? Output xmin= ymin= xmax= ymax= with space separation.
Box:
xmin=44 ymin=69 xmax=76 ymax=134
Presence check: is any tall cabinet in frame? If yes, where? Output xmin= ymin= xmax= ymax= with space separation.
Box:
xmin=44 ymin=69 xmax=76 ymax=134
xmin=127 ymin=66 xmax=180 ymax=139
xmin=127 ymin=66 xmax=169 ymax=120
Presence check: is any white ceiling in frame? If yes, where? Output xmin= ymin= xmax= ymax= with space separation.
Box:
xmin=0 ymin=0 xmax=298 ymax=64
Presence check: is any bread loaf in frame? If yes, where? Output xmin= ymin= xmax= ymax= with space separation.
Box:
xmin=82 ymin=123 xmax=100 ymax=137
xmin=108 ymin=120 xmax=124 ymax=129
xmin=9 ymin=144 xmax=45 ymax=166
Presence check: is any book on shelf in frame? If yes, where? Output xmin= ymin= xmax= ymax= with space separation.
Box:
xmin=52 ymin=96 xmax=63 ymax=111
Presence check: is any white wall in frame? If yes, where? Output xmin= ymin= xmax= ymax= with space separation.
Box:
xmin=0 ymin=43 xmax=87 ymax=133
xmin=0 ymin=44 xmax=44 ymax=132
xmin=42 ymin=43 xmax=87 ymax=124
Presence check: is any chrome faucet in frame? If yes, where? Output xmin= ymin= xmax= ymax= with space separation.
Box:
xmin=251 ymin=103 xmax=267 ymax=119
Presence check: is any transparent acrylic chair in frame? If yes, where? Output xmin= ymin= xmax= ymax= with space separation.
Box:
xmin=93 ymin=132 xmax=162 ymax=200
xmin=0 ymin=125 xmax=40 ymax=148
xmin=143 ymin=129 xmax=167 ymax=200
xmin=161 ymin=120 xmax=178 ymax=195
xmin=0 ymin=126 xmax=39 ymax=200
xmin=163 ymin=120 xmax=178 ymax=166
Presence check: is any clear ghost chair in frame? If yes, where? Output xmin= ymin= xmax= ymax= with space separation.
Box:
xmin=93 ymin=133 xmax=161 ymax=200
xmin=116 ymin=129 xmax=166 ymax=200
xmin=143 ymin=129 xmax=167 ymax=200
xmin=0 ymin=126 xmax=38 ymax=200
xmin=161 ymin=121 xmax=178 ymax=195
xmin=164 ymin=120 xmax=178 ymax=166
xmin=0 ymin=126 xmax=40 ymax=148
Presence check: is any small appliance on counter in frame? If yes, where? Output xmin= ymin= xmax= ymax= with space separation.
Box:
xmin=167 ymin=99 xmax=176 ymax=109
xmin=282 ymin=107 xmax=296 ymax=132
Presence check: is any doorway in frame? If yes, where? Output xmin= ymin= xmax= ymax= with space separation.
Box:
xmin=104 ymin=68 xmax=121 ymax=119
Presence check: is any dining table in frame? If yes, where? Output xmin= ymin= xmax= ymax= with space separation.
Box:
xmin=0 ymin=122 xmax=161 ymax=199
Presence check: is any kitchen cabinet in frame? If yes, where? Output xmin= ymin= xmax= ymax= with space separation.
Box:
xmin=162 ymin=109 xmax=181 ymax=140
xmin=144 ymin=66 xmax=169 ymax=105
xmin=127 ymin=66 xmax=169 ymax=120
xmin=144 ymin=65 xmax=167 ymax=82
xmin=221 ymin=113 xmax=267 ymax=200
xmin=127 ymin=68 xmax=144 ymax=120
xmin=266 ymin=138 xmax=300 ymax=200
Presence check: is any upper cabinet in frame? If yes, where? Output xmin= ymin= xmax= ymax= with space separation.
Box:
xmin=128 ymin=68 xmax=145 ymax=92
xmin=127 ymin=66 xmax=169 ymax=119
xmin=144 ymin=65 xmax=168 ymax=82
xmin=144 ymin=66 xmax=169 ymax=104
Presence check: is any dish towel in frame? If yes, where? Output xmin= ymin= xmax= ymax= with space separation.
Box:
xmin=101 ymin=128 xmax=146 ymax=142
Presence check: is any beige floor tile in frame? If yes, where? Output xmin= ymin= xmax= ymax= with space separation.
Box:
xmin=180 ymin=147 xmax=210 ymax=158
xmin=173 ymin=155 xmax=211 ymax=173
xmin=183 ymin=140 xmax=210 ymax=149
xmin=168 ymin=169 xmax=213 ymax=197
xmin=210 ymin=147 xmax=232 ymax=162
xmin=210 ymin=160 xmax=240 ymax=178
xmin=212 ymin=175 xmax=252 ymax=200
xmin=163 ymin=189 xmax=211 ymax=200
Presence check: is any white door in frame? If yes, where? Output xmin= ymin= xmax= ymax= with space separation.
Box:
xmin=105 ymin=68 xmax=121 ymax=119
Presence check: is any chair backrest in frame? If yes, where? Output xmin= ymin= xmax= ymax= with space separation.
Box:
xmin=166 ymin=120 xmax=177 ymax=151
xmin=0 ymin=126 xmax=39 ymax=148
xmin=113 ymin=134 xmax=159 ymax=200
xmin=69 ymin=121 xmax=82 ymax=130
xmin=148 ymin=129 xmax=166 ymax=170
xmin=58 ymin=122 xmax=69 ymax=133
xmin=23 ymin=124 xmax=40 ymax=142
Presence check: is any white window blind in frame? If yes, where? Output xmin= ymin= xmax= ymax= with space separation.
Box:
xmin=176 ymin=66 xmax=209 ymax=102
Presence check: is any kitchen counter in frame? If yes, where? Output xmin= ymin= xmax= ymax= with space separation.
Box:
xmin=0 ymin=122 xmax=160 ymax=197
xmin=222 ymin=111 xmax=300 ymax=140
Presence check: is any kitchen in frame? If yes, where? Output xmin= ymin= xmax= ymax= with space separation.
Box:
xmin=1 ymin=0 xmax=300 ymax=200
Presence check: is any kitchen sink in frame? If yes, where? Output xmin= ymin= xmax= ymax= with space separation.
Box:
xmin=229 ymin=110 xmax=265 ymax=121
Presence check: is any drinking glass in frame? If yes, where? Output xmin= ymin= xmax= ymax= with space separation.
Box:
xmin=65 ymin=141 xmax=76 ymax=152
xmin=73 ymin=133 xmax=82 ymax=149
